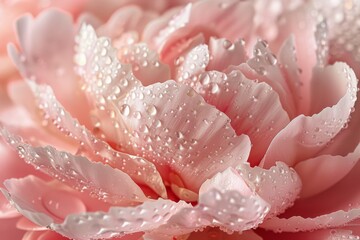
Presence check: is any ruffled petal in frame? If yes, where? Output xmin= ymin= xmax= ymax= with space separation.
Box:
xmin=149 ymin=168 xmax=269 ymax=237
xmin=0 ymin=126 xmax=147 ymax=205
xmin=261 ymin=159 xmax=360 ymax=232
xmin=237 ymin=162 xmax=301 ymax=217
xmin=118 ymin=80 xmax=251 ymax=193
xmin=8 ymin=9 xmax=91 ymax=127
xmin=190 ymin=70 xmax=290 ymax=165
xmin=51 ymin=199 xmax=188 ymax=240
xmin=29 ymin=81 xmax=166 ymax=198
xmin=295 ymin=144 xmax=360 ymax=198
xmin=118 ymin=43 xmax=170 ymax=86
xmin=144 ymin=0 xmax=255 ymax=62
xmin=75 ymin=24 xmax=141 ymax=146
xmin=261 ymin=62 xmax=358 ymax=168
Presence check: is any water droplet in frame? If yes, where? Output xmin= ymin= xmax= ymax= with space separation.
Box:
xmin=146 ymin=105 xmax=157 ymax=116
xmin=120 ymin=104 xmax=130 ymax=116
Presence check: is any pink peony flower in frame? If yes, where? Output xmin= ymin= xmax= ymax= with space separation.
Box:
xmin=1 ymin=0 xmax=360 ymax=239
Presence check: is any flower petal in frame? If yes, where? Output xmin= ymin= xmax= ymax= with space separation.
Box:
xmin=237 ymin=162 xmax=302 ymax=217
xmin=118 ymin=80 xmax=251 ymax=192
xmin=97 ymin=6 xmax=157 ymax=40
xmin=207 ymin=38 xmax=248 ymax=71
xmin=187 ymin=229 xmax=262 ymax=240
xmin=149 ymin=168 xmax=269 ymax=237
xmin=261 ymin=62 xmax=358 ymax=168
xmin=190 ymin=70 xmax=290 ymax=165
xmin=295 ymin=144 xmax=360 ymax=198
xmin=51 ymin=199 xmax=189 ymax=240
xmin=144 ymin=0 xmax=255 ymax=61
xmin=75 ymin=23 xmax=141 ymax=146
xmin=8 ymin=9 xmax=91 ymax=127
xmin=29 ymin=81 xmax=167 ymax=198
xmin=0 ymin=126 xmax=147 ymax=204
xmin=118 ymin=43 xmax=170 ymax=86
xmin=261 ymin=158 xmax=360 ymax=232
xmin=2 ymin=176 xmax=86 ymax=224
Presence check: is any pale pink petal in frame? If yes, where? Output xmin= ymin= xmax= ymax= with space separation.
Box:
xmin=189 ymin=70 xmax=290 ymax=165
xmin=2 ymin=176 xmax=86 ymax=225
xmin=97 ymin=6 xmax=157 ymax=39
xmin=8 ymin=9 xmax=91 ymax=127
xmin=0 ymin=127 xmax=147 ymax=204
xmin=295 ymin=144 xmax=360 ymax=198
xmin=50 ymin=199 xmax=189 ymax=240
xmin=187 ymin=229 xmax=262 ymax=240
xmin=22 ymin=231 xmax=43 ymax=240
xmin=176 ymin=44 xmax=209 ymax=84
xmin=207 ymin=38 xmax=248 ymax=71
xmin=237 ymin=162 xmax=301 ymax=217
xmin=119 ymin=80 xmax=251 ymax=193
xmin=144 ymin=0 xmax=255 ymax=63
xmin=29 ymin=81 xmax=167 ymax=198
xmin=261 ymin=159 xmax=360 ymax=232
xmin=150 ymin=169 xmax=269 ymax=237
xmin=317 ymin=5 xmax=360 ymax=158
xmin=0 ymin=139 xmax=48 ymax=218
xmin=271 ymin=3 xmax=319 ymax=110
xmin=277 ymin=36 xmax=306 ymax=114
xmin=261 ymin=62 xmax=358 ymax=168
xmin=246 ymin=40 xmax=297 ymax=117
xmin=118 ymin=43 xmax=170 ymax=86
xmin=75 ymin=24 xmax=141 ymax=146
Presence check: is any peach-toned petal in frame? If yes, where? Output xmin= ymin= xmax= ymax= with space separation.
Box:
xmin=118 ymin=43 xmax=170 ymax=86
xmin=119 ymin=80 xmax=251 ymax=192
xmin=207 ymin=38 xmax=248 ymax=72
xmin=8 ymin=9 xmax=91 ymax=127
xmin=29 ymin=81 xmax=167 ymax=198
xmin=261 ymin=62 xmax=358 ymax=168
xmin=190 ymin=70 xmax=290 ymax=165
xmin=0 ymin=126 xmax=147 ymax=205
xmin=295 ymin=144 xmax=360 ymax=198
xmin=237 ymin=162 xmax=301 ymax=217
